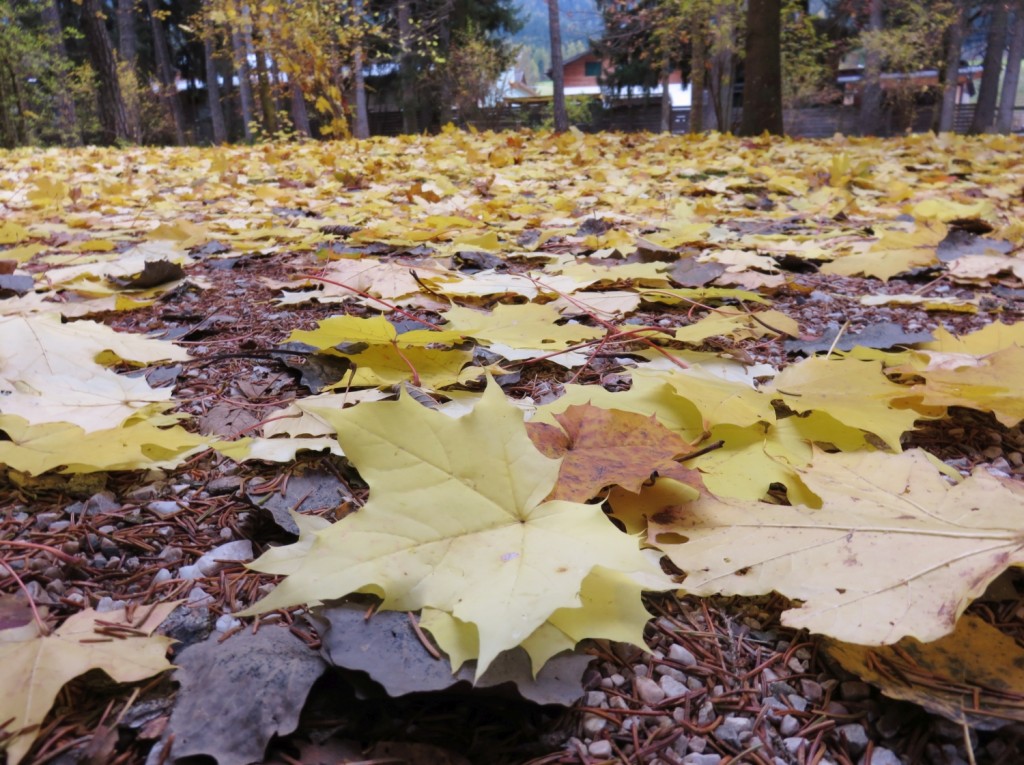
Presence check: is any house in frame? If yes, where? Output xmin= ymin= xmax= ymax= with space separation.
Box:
xmin=504 ymin=48 xmax=692 ymax=108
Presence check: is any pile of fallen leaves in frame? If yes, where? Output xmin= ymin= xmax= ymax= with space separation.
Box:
xmin=1 ymin=128 xmax=1023 ymax=765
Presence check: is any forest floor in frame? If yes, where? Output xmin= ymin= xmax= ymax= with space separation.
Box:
xmin=1 ymin=130 xmax=1024 ymax=765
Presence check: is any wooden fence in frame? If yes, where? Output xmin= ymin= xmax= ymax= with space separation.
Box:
xmin=366 ymin=102 xmax=994 ymax=139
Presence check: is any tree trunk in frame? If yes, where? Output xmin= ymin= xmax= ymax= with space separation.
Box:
xmin=936 ymin=3 xmax=966 ymax=133
xmin=230 ymin=22 xmax=255 ymax=141
xmin=858 ymin=0 xmax=884 ymax=136
xmin=204 ymin=34 xmax=227 ymax=143
xmin=738 ymin=0 xmax=783 ymax=136
xmin=997 ymin=1 xmax=1024 ymax=133
xmin=971 ymin=0 xmax=1010 ymax=134
xmin=252 ymin=33 xmax=278 ymax=134
xmin=398 ymin=0 xmax=418 ymax=133
xmin=116 ymin=0 xmax=137 ymax=65
xmin=659 ymin=53 xmax=672 ymax=133
xmin=690 ymin=10 xmax=706 ymax=133
xmin=548 ymin=0 xmax=568 ymax=132
xmin=145 ymin=0 xmax=187 ymax=144
xmin=42 ymin=0 xmax=81 ymax=146
xmin=352 ymin=0 xmax=370 ymax=138
xmin=81 ymin=0 xmax=139 ymax=144
xmin=290 ymin=80 xmax=311 ymax=137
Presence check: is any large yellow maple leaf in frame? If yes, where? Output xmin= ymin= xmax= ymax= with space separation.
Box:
xmin=651 ymin=449 xmax=1024 ymax=646
xmin=242 ymin=382 xmax=668 ymax=674
xmin=0 ymin=313 xmax=187 ymax=431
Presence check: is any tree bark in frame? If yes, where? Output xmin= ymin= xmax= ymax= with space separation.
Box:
xmin=116 ymin=0 xmax=137 ymax=66
xmin=145 ymin=0 xmax=187 ymax=144
xmin=858 ymin=0 xmax=884 ymax=136
xmin=548 ymin=0 xmax=569 ymax=132
xmin=936 ymin=3 xmax=966 ymax=133
xmin=398 ymin=0 xmax=419 ymax=133
xmin=352 ymin=0 xmax=370 ymax=138
xmin=81 ymin=0 xmax=139 ymax=144
xmin=971 ymin=0 xmax=1010 ymax=134
xmin=659 ymin=52 xmax=672 ymax=133
xmin=997 ymin=1 xmax=1024 ymax=133
xmin=252 ymin=33 xmax=278 ymax=134
xmin=230 ymin=21 xmax=255 ymax=142
xmin=290 ymin=80 xmax=311 ymax=137
xmin=738 ymin=0 xmax=783 ymax=135
xmin=690 ymin=10 xmax=706 ymax=133
xmin=42 ymin=0 xmax=81 ymax=146
xmin=204 ymin=34 xmax=227 ymax=143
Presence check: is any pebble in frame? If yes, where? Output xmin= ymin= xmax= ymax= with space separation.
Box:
xmin=669 ymin=644 xmax=698 ymax=666
xmin=800 ymin=679 xmax=824 ymax=702
xmin=219 ymin=527 xmax=233 ymax=540
xmin=177 ymin=564 xmax=203 ymax=580
xmin=783 ymin=737 xmax=807 ymax=754
xmin=837 ymin=723 xmax=870 ymax=756
xmin=582 ymin=714 xmax=607 ymax=735
xmin=147 ymin=500 xmax=181 ymax=516
xmin=713 ymin=715 xmax=753 ymax=748
xmin=96 ymin=596 xmax=127 ymax=613
xmin=696 ymin=701 xmax=716 ymax=725
xmin=100 ymin=538 xmax=120 ymax=557
xmin=586 ymin=691 xmax=607 ymax=707
xmin=588 ymin=740 xmax=612 ymax=758
xmin=46 ymin=580 xmax=65 ymax=596
xmin=34 ymin=512 xmax=61 ymax=529
xmin=780 ymin=715 xmax=800 ymax=736
xmin=787 ymin=694 xmax=809 ymax=712
xmin=687 ymin=736 xmax=707 ymax=753
xmin=635 ymin=675 xmax=666 ymax=704
xmin=682 ymin=754 xmax=721 ymax=765
xmin=659 ymin=675 xmax=688 ymax=698
xmin=194 ymin=540 xmax=253 ymax=576
xmin=858 ymin=748 xmax=901 ymax=765
xmin=152 ymin=568 xmax=173 ymax=585
xmin=158 ymin=546 xmax=182 ymax=562
xmin=215 ymin=614 xmax=242 ymax=633
xmin=609 ymin=673 xmax=625 ymax=687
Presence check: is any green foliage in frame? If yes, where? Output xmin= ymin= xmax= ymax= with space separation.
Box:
xmin=0 ymin=0 xmax=85 ymax=147
xmin=780 ymin=0 xmax=836 ymax=107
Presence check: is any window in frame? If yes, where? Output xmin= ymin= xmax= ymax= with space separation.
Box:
xmin=584 ymin=61 xmax=601 ymax=78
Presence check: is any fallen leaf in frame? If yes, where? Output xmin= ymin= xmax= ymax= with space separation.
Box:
xmin=768 ymin=356 xmax=923 ymax=450
xmin=161 ymin=627 xmax=327 ymax=765
xmin=825 ymin=614 xmax=1024 ymax=730
xmin=0 ymin=604 xmax=177 ymax=765
xmin=526 ymin=404 xmax=692 ymax=501
xmin=651 ymin=450 xmax=1024 ymax=645
xmin=243 ymin=381 xmax=670 ymax=675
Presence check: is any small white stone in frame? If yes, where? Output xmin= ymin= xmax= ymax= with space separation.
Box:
xmin=783 ymin=737 xmax=807 ymax=754
xmin=780 ymin=715 xmax=800 ymax=736
xmin=195 ymin=540 xmax=253 ymax=576
xmin=669 ymin=644 xmax=698 ymax=666
xmin=635 ymin=675 xmax=666 ymax=704
xmin=582 ymin=714 xmax=607 ymax=735
xmin=660 ymin=675 xmax=688 ymax=698
xmin=588 ymin=740 xmax=613 ymax=758
xmin=215 ymin=614 xmax=241 ymax=633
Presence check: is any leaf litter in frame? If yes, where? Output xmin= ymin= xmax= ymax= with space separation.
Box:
xmin=0 ymin=131 xmax=1023 ymax=764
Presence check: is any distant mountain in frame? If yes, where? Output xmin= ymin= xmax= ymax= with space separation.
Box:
xmin=509 ymin=0 xmax=603 ymax=83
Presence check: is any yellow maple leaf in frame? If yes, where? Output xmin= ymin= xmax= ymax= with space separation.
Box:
xmin=0 ymin=604 xmax=177 ymax=765
xmin=242 ymin=382 xmax=670 ymax=675
xmin=651 ymin=449 xmax=1024 ymax=645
